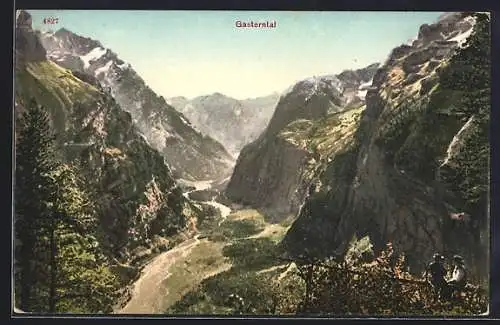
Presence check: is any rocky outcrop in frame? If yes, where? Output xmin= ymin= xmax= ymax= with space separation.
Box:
xmin=282 ymin=12 xmax=489 ymax=277
xmin=228 ymin=136 xmax=310 ymax=220
xmin=38 ymin=24 xmax=234 ymax=181
xmin=15 ymin=10 xmax=46 ymax=65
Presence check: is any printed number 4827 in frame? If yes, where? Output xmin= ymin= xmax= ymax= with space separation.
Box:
xmin=43 ymin=17 xmax=59 ymax=24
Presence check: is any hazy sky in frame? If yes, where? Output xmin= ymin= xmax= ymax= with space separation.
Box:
xmin=29 ymin=10 xmax=443 ymax=99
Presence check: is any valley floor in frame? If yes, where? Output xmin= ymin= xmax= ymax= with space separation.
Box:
xmin=117 ymin=234 xmax=230 ymax=314
xmin=115 ymin=208 xmax=291 ymax=315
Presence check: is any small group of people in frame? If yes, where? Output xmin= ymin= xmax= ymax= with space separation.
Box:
xmin=425 ymin=253 xmax=468 ymax=301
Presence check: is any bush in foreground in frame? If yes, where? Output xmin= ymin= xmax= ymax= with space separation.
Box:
xmin=292 ymin=239 xmax=488 ymax=316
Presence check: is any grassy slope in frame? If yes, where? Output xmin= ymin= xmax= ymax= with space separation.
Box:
xmin=279 ymin=104 xmax=364 ymax=158
xmin=15 ymin=61 xmax=100 ymax=132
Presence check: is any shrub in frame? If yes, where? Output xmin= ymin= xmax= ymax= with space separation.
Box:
xmin=292 ymin=241 xmax=488 ymax=316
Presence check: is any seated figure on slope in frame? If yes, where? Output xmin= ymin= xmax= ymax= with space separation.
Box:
xmin=442 ymin=255 xmax=468 ymax=301
xmin=424 ymin=253 xmax=447 ymax=301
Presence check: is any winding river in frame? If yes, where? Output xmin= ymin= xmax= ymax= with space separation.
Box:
xmin=178 ymin=178 xmax=232 ymax=222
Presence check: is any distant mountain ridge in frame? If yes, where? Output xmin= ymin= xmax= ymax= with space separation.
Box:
xmin=168 ymin=92 xmax=280 ymax=156
xmin=39 ymin=27 xmax=234 ymax=181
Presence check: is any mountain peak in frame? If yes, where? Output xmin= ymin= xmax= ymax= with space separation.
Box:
xmin=15 ymin=10 xmax=47 ymax=63
xmin=365 ymin=62 xmax=381 ymax=70
xmin=437 ymin=12 xmax=468 ymax=23
xmin=16 ymin=10 xmax=32 ymax=29
xmin=54 ymin=27 xmax=75 ymax=37
xmin=170 ymin=96 xmax=188 ymax=100
xmin=280 ymin=74 xmax=343 ymax=101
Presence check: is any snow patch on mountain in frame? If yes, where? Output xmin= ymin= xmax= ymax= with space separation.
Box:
xmin=180 ymin=116 xmax=191 ymax=126
xmin=357 ymin=89 xmax=368 ymax=100
xmin=80 ymin=47 xmax=107 ymax=69
xmin=441 ymin=115 xmax=476 ymax=167
xmin=357 ymin=79 xmax=373 ymax=100
xmin=448 ymin=25 xmax=474 ymax=47
xmin=47 ymin=49 xmax=71 ymax=60
xmin=359 ymin=79 xmax=373 ymax=89
xmin=117 ymin=62 xmax=130 ymax=70
xmin=406 ymin=35 xmax=418 ymax=46
xmin=281 ymin=75 xmax=343 ymax=99
xmin=137 ymin=131 xmax=151 ymax=146
xmin=94 ymin=60 xmax=113 ymax=77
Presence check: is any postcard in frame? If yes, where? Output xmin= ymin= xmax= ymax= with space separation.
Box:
xmin=13 ymin=9 xmax=491 ymax=317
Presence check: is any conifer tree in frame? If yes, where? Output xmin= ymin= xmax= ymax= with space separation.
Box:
xmin=15 ymin=98 xmax=58 ymax=311
xmin=43 ymin=164 xmax=119 ymax=313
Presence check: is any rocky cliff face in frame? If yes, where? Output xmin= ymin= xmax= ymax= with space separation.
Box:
xmin=168 ymin=92 xmax=279 ymax=156
xmin=15 ymin=10 xmax=46 ymax=65
xmin=282 ymin=12 xmax=489 ymax=277
xmin=225 ymin=12 xmax=488 ymax=277
xmin=38 ymin=27 xmax=234 ymax=181
xmin=226 ymin=64 xmax=378 ymax=220
xmin=14 ymin=10 xmax=202 ymax=262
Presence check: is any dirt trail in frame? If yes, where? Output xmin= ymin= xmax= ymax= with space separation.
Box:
xmin=116 ymin=235 xmax=201 ymax=314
